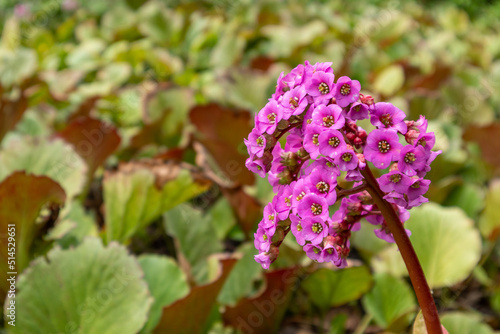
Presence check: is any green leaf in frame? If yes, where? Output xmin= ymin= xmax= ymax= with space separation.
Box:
xmin=138 ymin=255 xmax=190 ymax=334
xmin=137 ymin=1 xmax=183 ymax=45
xmin=479 ymin=179 xmax=500 ymax=240
xmin=373 ymin=65 xmax=405 ymax=96
xmin=372 ymin=203 xmax=482 ymax=288
xmin=0 ymin=47 xmax=37 ymax=87
xmin=362 ymin=273 xmax=416 ymax=329
xmin=443 ymin=183 xmax=484 ymax=218
xmin=0 ymin=137 xmax=87 ymax=200
xmin=440 ymin=312 xmax=494 ymax=334
xmin=208 ymin=197 xmax=237 ymax=240
xmin=217 ymin=243 xmax=262 ymax=306
xmin=8 ymin=238 xmax=152 ymax=334
xmin=164 ymin=204 xmax=222 ymax=284
xmin=46 ymin=202 xmax=98 ymax=248
xmin=302 ymin=266 xmax=373 ymax=312
xmin=104 ymin=164 xmax=209 ymax=243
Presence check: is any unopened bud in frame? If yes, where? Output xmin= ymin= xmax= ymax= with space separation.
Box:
xmin=405 ymin=129 xmax=420 ymax=145
xmin=278 ymin=168 xmax=293 ymax=185
xmin=389 ymin=163 xmax=399 ymax=172
xmin=272 ymin=225 xmax=286 ymax=244
xmin=353 ymin=137 xmax=363 ymax=147
xmin=269 ymin=245 xmax=280 ymax=262
xmin=360 ymin=94 xmax=374 ymax=106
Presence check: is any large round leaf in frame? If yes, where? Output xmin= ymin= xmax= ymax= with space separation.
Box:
xmin=0 ymin=137 xmax=87 ymax=200
xmin=7 ymin=238 xmax=152 ymax=334
xmin=372 ymin=203 xmax=481 ymax=288
xmin=440 ymin=312 xmax=494 ymax=334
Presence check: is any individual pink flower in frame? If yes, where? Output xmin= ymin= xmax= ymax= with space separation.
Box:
xmin=281 ymin=86 xmax=308 ymax=119
xmin=297 ymin=193 xmax=329 ymax=219
xmin=347 ymin=102 xmax=369 ymax=120
xmin=303 ymin=244 xmax=323 ymax=262
xmin=370 ymin=102 xmax=407 ymax=134
xmin=256 ymin=100 xmax=284 ymax=134
xmin=306 ymin=71 xmax=335 ymax=100
xmin=312 ymin=104 xmax=345 ymax=130
xmin=335 ymin=146 xmax=359 ymax=171
xmin=364 ymin=129 xmax=402 ymax=169
xmin=290 ymin=214 xmax=306 ymax=246
xmin=244 ymin=128 xmax=267 ymax=158
xmin=318 ymin=129 xmax=346 ymax=158
xmin=334 ymin=76 xmax=361 ymax=108
xmin=398 ymin=145 xmax=427 ymax=176
xmin=303 ymin=124 xmax=323 ymax=159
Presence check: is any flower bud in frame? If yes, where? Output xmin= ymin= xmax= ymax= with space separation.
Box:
xmin=360 ymin=94 xmax=374 ymax=106
xmin=268 ymin=245 xmax=280 ymax=262
xmin=271 ymin=225 xmax=286 ymax=244
xmin=405 ymin=129 xmax=420 ymax=145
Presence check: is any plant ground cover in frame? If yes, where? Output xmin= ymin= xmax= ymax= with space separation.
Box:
xmin=0 ymin=0 xmax=499 ymax=333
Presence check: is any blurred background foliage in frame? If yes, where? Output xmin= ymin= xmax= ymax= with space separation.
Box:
xmin=0 ymin=0 xmax=499 ymax=333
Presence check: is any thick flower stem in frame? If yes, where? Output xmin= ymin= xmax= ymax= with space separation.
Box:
xmin=360 ymin=165 xmax=443 ymax=334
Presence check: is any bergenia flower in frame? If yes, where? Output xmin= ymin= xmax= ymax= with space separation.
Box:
xmin=297 ymin=193 xmax=329 ymax=219
xmin=256 ymin=100 xmax=284 ymax=134
xmin=244 ymin=128 xmax=266 ymax=158
xmin=306 ymin=71 xmax=335 ymax=99
xmin=281 ymin=86 xmax=308 ymax=119
xmin=347 ymin=102 xmax=369 ymax=120
xmin=303 ymin=124 xmax=323 ymax=159
xmin=364 ymin=129 xmax=402 ymax=169
xmin=318 ymin=129 xmax=347 ymax=158
xmin=303 ymin=244 xmax=323 ymax=262
xmin=312 ymin=104 xmax=345 ymax=129
xmin=301 ymin=216 xmax=330 ymax=245
xmin=335 ymin=145 xmax=359 ymax=171
xmin=378 ymin=170 xmax=412 ymax=194
xmin=244 ymin=61 xmax=440 ymax=269
xmin=334 ymin=76 xmax=361 ymax=108
xmin=371 ymin=102 xmax=407 ymax=134
xmin=398 ymin=145 xmax=427 ymax=176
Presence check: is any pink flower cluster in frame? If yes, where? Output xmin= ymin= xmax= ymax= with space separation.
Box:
xmin=244 ymin=61 xmax=440 ymax=269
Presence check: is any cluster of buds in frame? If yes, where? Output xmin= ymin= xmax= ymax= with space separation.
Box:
xmin=244 ymin=61 xmax=440 ymax=269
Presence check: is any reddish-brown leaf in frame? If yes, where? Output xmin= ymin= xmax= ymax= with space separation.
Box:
xmin=189 ymin=103 xmax=255 ymax=186
xmin=0 ymin=172 xmax=66 ymax=300
xmin=56 ymin=117 xmax=121 ymax=177
xmin=223 ymin=267 xmax=299 ymax=334
xmin=221 ymin=187 xmax=262 ymax=237
xmin=250 ymin=56 xmax=275 ymax=71
xmin=463 ymin=123 xmax=500 ymax=175
xmin=153 ymin=256 xmax=237 ymax=334
xmin=0 ymin=88 xmax=28 ymax=142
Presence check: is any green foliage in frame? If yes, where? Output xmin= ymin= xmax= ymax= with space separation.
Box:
xmin=104 ymin=168 xmax=208 ymax=243
xmin=362 ymin=273 xmax=416 ymax=330
xmin=302 ymin=266 xmax=373 ymax=312
xmin=0 ymin=0 xmax=499 ymax=332
xmin=373 ymin=203 xmax=482 ymax=288
xmin=440 ymin=312 xmax=495 ymax=334
xmin=164 ymin=204 xmax=223 ymax=284
xmin=10 ymin=238 xmax=153 ymax=334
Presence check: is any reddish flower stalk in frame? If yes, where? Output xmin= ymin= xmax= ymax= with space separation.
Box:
xmin=361 ymin=165 xmax=442 ymax=334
